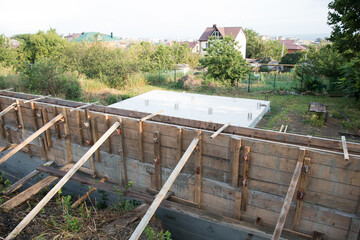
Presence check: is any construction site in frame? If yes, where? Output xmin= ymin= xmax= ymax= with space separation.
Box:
xmin=0 ymin=90 xmax=359 ymax=240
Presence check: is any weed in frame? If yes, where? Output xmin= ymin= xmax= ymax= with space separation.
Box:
xmin=145 ymin=226 xmax=172 ymax=240
xmin=96 ymin=190 xmax=108 ymax=209
xmin=112 ymin=181 xmax=139 ymax=211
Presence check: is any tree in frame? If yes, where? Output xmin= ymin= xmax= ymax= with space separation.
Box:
xmin=280 ymin=51 xmax=305 ymax=64
xmin=328 ymin=0 xmax=360 ymax=59
xmin=0 ymin=34 xmax=18 ymax=66
xmin=200 ymin=36 xmax=250 ymax=85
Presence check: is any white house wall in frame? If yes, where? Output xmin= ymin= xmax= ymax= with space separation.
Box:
xmin=235 ymin=30 xmax=246 ymax=59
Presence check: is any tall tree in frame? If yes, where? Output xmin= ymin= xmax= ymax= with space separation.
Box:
xmin=200 ymin=36 xmax=250 ymax=85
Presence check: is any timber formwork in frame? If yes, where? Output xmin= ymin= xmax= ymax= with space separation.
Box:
xmin=0 ymin=91 xmax=359 ymax=240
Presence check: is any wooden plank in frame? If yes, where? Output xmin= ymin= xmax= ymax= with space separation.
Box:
xmin=272 ymin=161 xmax=303 ymax=240
xmin=84 ymin=109 xmax=95 ymax=174
xmin=230 ymin=137 xmax=241 ymax=188
xmin=342 ymin=136 xmax=349 ymax=161
xmin=75 ymin=110 xmax=84 ymax=146
xmin=140 ymin=110 xmax=163 ymax=122
xmin=293 ymin=157 xmax=311 ymax=228
xmin=30 ymin=102 xmax=46 ymax=160
xmin=52 ymin=106 xmax=61 ymax=139
xmin=241 ymin=146 xmax=250 ymax=211
xmin=137 ymin=120 xmax=144 ymax=162
xmin=4 ymin=161 xmax=54 ymax=195
xmin=1 ymin=164 xmax=72 ymax=211
xmin=347 ymin=218 xmax=360 ymax=240
xmin=129 ymin=136 xmax=199 ymax=240
xmin=154 ymin=131 xmax=162 ymax=190
xmin=105 ymin=115 xmax=112 ymax=153
xmin=5 ymin=121 xmax=120 ymax=240
xmin=16 ymin=100 xmax=31 ymax=154
xmin=41 ymin=107 xmax=52 ymax=149
xmin=92 ymin=116 xmax=100 ymax=162
xmin=194 ymin=131 xmax=202 ymax=208
xmin=71 ymin=177 xmax=107 ymax=208
xmin=0 ymin=113 xmax=64 ymax=165
xmin=0 ymin=102 xmax=17 ymax=118
xmin=62 ymin=108 xmax=73 ymax=163
xmin=118 ymin=118 xmax=127 ymax=185
xmin=0 ymin=99 xmax=6 ymax=138
xmin=210 ymin=122 xmax=230 ymax=139
xmin=234 ymin=191 xmax=242 ymax=219
xmin=177 ymin=127 xmax=183 ymax=162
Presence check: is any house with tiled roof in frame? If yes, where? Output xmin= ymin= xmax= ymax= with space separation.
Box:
xmin=65 ymin=32 xmax=122 ymax=48
xmin=179 ymin=41 xmax=200 ymax=53
xmin=199 ymin=24 xmax=246 ymax=58
xmin=279 ymin=40 xmax=306 ymax=54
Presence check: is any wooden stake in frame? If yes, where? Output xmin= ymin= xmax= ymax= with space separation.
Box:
xmin=194 ymin=131 xmax=202 ymax=208
xmin=140 ymin=110 xmax=163 ymax=122
xmin=41 ymin=107 xmax=52 ymax=149
xmin=31 ymin=102 xmax=47 ymax=160
xmin=4 ymin=161 xmax=54 ymax=195
xmin=241 ymin=146 xmax=251 ymax=211
xmin=5 ymin=121 xmax=120 ymax=240
xmin=118 ymin=118 xmax=127 ymax=185
xmin=84 ymin=109 xmax=95 ymax=174
xmin=137 ymin=120 xmax=144 ymax=162
xmin=129 ymin=136 xmax=199 ymax=240
xmin=75 ymin=110 xmax=84 ymax=146
xmin=154 ymin=131 xmax=162 ymax=190
xmin=52 ymin=106 xmax=61 ymax=139
xmin=16 ymin=100 xmax=31 ymax=154
xmin=272 ymin=161 xmax=303 ymax=240
xmin=210 ymin=122 xmax=230 ymax=139
xmin=279 ymin=124 xmax=284 ymax=132
xmin=23 ymin=95 xmax=50 ymax=104
xmin=230 ymin=137 xmax=241 ymax=188
xmin=293 ymin=157 xmax=311 ymax=228
xmin=105 ymin=115 xmax=112 ymax=153
xmin=177 ymin=127 xmax=183 ymax=162
xmin=234 ymin=191 xmax=242 ymax=219
xmin=341 ymin=136 xmax=349 ymax=161
xmin=92 ymin=117 xmax=101 ymax=162
xmin=0 ymin=102 xmax=17 ymax=118
xmin=62 ymin=108 xmax=73 ymax=163
xmin=0 ymin=99 xmax=6 ymax=138
xmin=0 ymin=113 xmax=64 ymax=165
xmin=71 ymin=177 xmax=107 ymax=208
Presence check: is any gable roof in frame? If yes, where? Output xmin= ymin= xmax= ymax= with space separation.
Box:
xmin=179 ymin=41 xmax=199 ymax=49
xmin=279 ymin=40 xmax=306 ymax=51
xmin=72 ymin=32 xmax=121 ymax=43
xmin=199 ymin=24 xmax=244 ymax=41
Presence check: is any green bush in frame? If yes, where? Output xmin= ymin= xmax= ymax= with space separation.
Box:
xmin=105 ymin=94 xmax=122 ymax=105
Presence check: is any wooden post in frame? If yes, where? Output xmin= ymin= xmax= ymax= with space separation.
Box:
xmin=75 ymin=110 xmax=84 ymax=146
xmin=92 ymin=117 xmax=101 ymax=162
xmin=0 ymin=99 xmax=6 ymax=138
xmin=30 ymin=102 xmax=46 ymax=160
xmin=62 ymin=108 xmax=73 ymax=163
xmin=129 ymin=136 xmax=200 ymax=240
xmin=105 ymin=115 xmax=112 ymax=153
xmin=210 ymin=122 xmax=230 ymax=139
xmin=234 ymin=191 xmax=242 ymax=219
xmin=341 ymin=136 xmax=349 ymax=161
xmin=241 ymin=146 xmax=250 ymax=211
xmin=137 ymin=120 xmax=144 ymax=162
xmin=84 ymin=109 xmax=95 ymax=174
xmin=0 ymin=102 xmax=17 ymax=118
xmin=154 ymin=131 xmax=162 ymax=190
xmin=194 ymin=131 xmax=202 ymax=208
xmin=52 ymin=106 xmax=61 ymax=139
xmin=41 ymin=107 xmax=52 ymax=149
xmin=272 ymin=161 xmax=303 ymax=240
xmin=16 ymin=100 xmax=31 ymax=154
xmin=118 ymin=118 xmax=127 ymax=185
xmin=230 ymin=137 xmax=241 ymax=188
xmin=5 ymin=121 xmax=120 ymax=240
xmin=0 ymin=113 xmax=64 ymax=165
xmin=293 ymin=157 xmax=311 ymax=228
xmin=177 ymin=127 xmax=183 ymax=162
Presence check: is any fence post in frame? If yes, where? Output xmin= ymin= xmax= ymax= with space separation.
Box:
xmin=247 ymin=74 xmax=251 ymax=93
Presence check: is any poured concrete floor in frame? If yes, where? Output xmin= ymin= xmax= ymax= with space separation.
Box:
xmin=110 ymin=90 xmax=270 ymax=127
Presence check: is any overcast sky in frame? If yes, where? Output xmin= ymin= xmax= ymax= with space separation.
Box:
xmin=0 ymin=0 xmax=332 ymax=40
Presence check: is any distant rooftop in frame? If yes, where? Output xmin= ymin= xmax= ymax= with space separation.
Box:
xmin=70 ymin=32 xmax=121 ymax=42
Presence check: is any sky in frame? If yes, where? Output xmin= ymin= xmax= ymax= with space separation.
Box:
xmin=0 ymin=0 xmax=333 ymax=40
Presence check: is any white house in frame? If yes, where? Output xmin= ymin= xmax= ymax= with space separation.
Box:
xmin=199 ymin=24 xmax=247 ymax=59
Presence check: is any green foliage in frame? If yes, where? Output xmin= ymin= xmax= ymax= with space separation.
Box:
xmin=96 ymin=190 xmax=108 ymax=209
xmin=0 ymin=34 xmax=18 ymax=66
xmin=145 ymin=226 xmax=172 ymax=240
xmin=339 ymin=54 xmax=360 ymax=99
xmin=308 ymin=113 xmax=326 ymax=127
xmin=112 ymin=181 xmax=139 ymax=212
xmin=200 ymin=36 xmax=250 ymax=85
xmin=105 ymin=94 xmax=122 ymax=105
xmin=280 ymin=51 xmax=305 ymax=64
xmin=327 ymin=0 xmax=360 ymax=60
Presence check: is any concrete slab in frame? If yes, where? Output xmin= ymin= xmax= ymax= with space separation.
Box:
xmin=110 ymin=90 xmax=270 ymax=127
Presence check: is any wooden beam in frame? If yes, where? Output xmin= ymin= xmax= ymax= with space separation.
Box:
xmin=0 ymin=99 xmax=6 ymax=138
xmin=279 ymin=124 xmax=284 ymax=132
xmin=30 ymin=102 xmax=47 ymax=160
xmin=92 ymin=117 xmax=101 ymax=162
xmin=284 ymin=125 xmax=288 ymax=133
xmin=129 ymin=136 xmax=199 ymax=240
xmin=154 ymin=131 xmax=162 ymax=190
xmin=75 ymin=110 xmax=84 ymax=147
xmin=105 ymin=115 xmax=112 ymax=153
xmin=210 ymin=122 xmax=230 ymax=139
xmin=234 ymin=191 xmax=242 ymax=219
xmin=118 ymin=118 xmax=127 ymax=185
xmin=5 ymin=121 xmax=120 ymax=240
xmin=194 ymin=131 xmax=202 ymax=208
xmin=341 ymin=136 xmax=349 ymax=161
xmin=69 ymin=101 xmax=99 ymax=113
xmin=23 ymin=95 xmax=50 ymax=104
xmin=140 ymin=110 xmax=163 ymax=122
xmin=15 ymin=100 xmax=31 ymax=154
xmin=52 ymin=106 xmax=61 ymax=139
xmin=230 ymin=137 xmax=241 ymax=188
xmin=62 ymin=108 xmax=73 ymax=163
xmin=4 ymin=161 xmax=54 ymax=195
xmin=71 ymin=177 xmax=107 ymax=208
xmin=137 ymin=120 xmax=144 ymax=162
xmin=272 ymin=161 xmax=303 ymax=240
xmin=41 ymin=107 xmax=52 ymax=149
xmin=293 ymin=157 xmax=311 ymax=228
xmin=241 ymin=146 xmax=251 ymax=211
xmin=0 ymin=102 xmax=17 ymax=118
xmin=0 ymin=113 xmax=64 ymax=165
xmin=177 ymin=127 xmax=183 ymax=162
xmin=84 ymin=109 xmax=95 ymax=174
xmin=1 ymin=164 xmax=72 ymax=211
